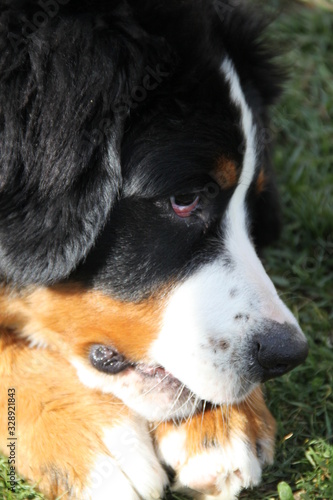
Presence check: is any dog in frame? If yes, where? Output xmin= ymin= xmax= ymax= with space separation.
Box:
xmin=0 ymin=1 xmax=308 ymax=499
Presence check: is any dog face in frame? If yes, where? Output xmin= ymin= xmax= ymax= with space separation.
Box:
xmin=0 ymin=0 xmax=308 ymax=421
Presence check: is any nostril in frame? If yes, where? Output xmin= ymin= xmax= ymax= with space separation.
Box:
xmin=252 ymin=320 xmax=308 ymax=382
xmin=257 ymin=345 xmax=289 ymax=373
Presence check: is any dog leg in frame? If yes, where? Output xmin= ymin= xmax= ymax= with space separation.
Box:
xmin=153 ymin=387 xmax=276 ymax=499
xmin=0 ymin=331 xmax=168 ymax=500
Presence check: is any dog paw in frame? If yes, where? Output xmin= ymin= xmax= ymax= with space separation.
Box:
xmin=171 ymin=437 xmax=262 ymax=499
xmin=153 ymin=387 xmax=276 ymax=499
xmin=84 ymin=420 xmax=168 ymax=500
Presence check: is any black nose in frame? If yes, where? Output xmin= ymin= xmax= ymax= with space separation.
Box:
xmin=251 ymin=320 xmax=308 ymax=382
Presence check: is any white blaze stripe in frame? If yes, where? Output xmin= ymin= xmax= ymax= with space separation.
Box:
xmin=221 ymin=57 xmax=282 ymax=301
xmin=221 ymin=57 xmax=257 ymax=230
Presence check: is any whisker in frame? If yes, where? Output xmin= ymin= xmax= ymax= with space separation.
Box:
xmin=139 ymin=373 xmax=170 ymax=397
xmin=174 ymin=390 xmax=197 ymax=423
xmin=149 ymin=383 xmax=187 ymax=433
xmin=201 ymin=399 xmax=207 ymax=434
xmin=168 ymin=384 xmax=187 ymax=416
xmin=220 ymin=403 xmax=227 ymax=428
xmin=185 ymin=394 xmax=201 ymax=426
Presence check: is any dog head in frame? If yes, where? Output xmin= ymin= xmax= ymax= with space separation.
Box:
xmin=0 ymin=0 xmax=308 ymax=420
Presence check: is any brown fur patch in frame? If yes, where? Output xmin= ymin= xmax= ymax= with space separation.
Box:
xmin=0 ymin=330 xmax=131 ymax=499
xmin=213 ymin=157 xmax=239 ymax=190
xmin=0 ymin=284 xmax=165 ymax=362
xmin=154 ymin=386 xmax=276 ymax=460
xmin=256 ymin=167 xmax=267 ymax=194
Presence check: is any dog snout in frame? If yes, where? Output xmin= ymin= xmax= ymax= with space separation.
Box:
xmin=250 ymin=320 xmax=308 ymax=382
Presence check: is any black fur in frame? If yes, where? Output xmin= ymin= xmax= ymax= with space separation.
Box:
xmin=0 ymin=0 xmax=283 ymax=298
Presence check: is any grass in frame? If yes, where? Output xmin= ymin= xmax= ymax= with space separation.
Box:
xmin=0 ymin=457 xmax=45 ymax=500
xmin=297 ymin=0 xmax=333 ymax=11
xmin=237 ymin=2 xmax=333 ymax=498
xmin=1 ymin=1 xmax=332 ymax=499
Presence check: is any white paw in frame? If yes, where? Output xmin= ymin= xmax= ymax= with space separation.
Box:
xmin=85 ymin=417 xmax=168 ymax=499
xmin=158 ymin=428 xmax=265 ymax=500
xmin=176 ymin=437 xmax=261 ymax=499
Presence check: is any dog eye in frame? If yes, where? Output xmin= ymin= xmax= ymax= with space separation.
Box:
xmin=170 ymin=194 xmax=200 ymax=218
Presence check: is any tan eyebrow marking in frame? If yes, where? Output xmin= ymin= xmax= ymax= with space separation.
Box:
xmin=256 ymin=167 xmax=267 ymax=194
xmin=213 ymin=157 xmax=239 ymax=190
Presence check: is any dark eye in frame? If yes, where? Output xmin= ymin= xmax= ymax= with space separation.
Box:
xmin=170 ymin=194 xmax=200 ymax=218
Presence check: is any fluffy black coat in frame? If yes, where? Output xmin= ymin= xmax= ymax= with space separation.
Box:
xmin=0 ymin=0 xmax=282 ymax=299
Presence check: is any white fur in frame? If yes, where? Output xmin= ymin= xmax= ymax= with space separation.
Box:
xmin=83 ymin=418 xmax=168 ymax=500
xmin=27 ymin=337 xmax=48 ymax=349
xmin=84 ymin=455 xmax=139 ymax=500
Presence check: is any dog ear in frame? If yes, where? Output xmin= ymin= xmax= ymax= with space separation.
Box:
xmin=211 ymin=0 xmax=285 ymax=106
xmin=0 ymin=6 xmax=142 ymax=286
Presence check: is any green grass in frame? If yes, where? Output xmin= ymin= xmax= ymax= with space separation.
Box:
xmin=237 ymin=3 xmax=333 ymax=499
xmin=0 ymin=456 xmax=45 ymax=500
xmin=1 ymin=1 xmax=332 ymax=499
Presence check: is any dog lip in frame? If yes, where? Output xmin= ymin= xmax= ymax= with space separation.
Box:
xmin=134 ymin=363 xmax=192 ymax=391
xmin=135 ymin=364 xmax=169 ymax=378
xmin=89 ymin=344 xmax=181 ymax=384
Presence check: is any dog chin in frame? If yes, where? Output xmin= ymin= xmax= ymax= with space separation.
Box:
xmin=71 ymin=357 xmax=204 ymax=421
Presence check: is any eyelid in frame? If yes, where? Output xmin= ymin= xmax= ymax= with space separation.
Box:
xmin=170 ymin=195 xmax=200 ymax=218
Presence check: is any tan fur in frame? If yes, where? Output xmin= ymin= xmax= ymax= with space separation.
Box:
xmin=0 ymin=284 xmax=164 ymax=361
xmin=213 ymin=157 xmax=239 ymax=190
xmin=256 ymin=167 xmax=267 ymax=194
xmin=0 ymin=330 xmax=133 ymax=499
xmin=154 ymin=386 xmax=276 ymax=460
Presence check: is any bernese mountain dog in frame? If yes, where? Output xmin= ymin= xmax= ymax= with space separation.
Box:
xmin=0 ymin=1 xmax=308 ymax=499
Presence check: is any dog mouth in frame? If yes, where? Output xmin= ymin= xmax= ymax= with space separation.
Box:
xmin=89 ymin=344 xmax=183 ymax=388
xmin=88 ymin=344 xmax=254 ymax=416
